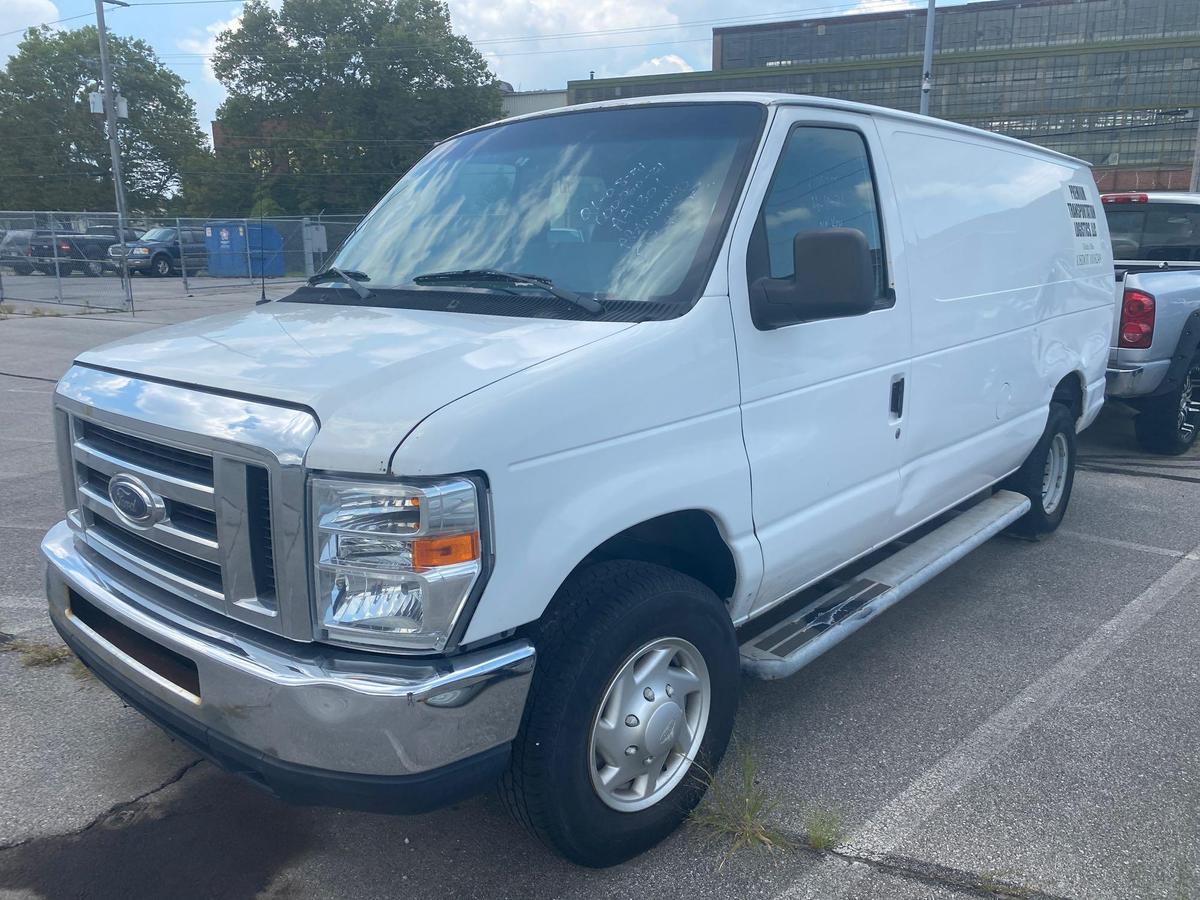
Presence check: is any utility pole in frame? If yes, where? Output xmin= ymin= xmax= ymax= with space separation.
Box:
xmin=919 ymin=0 xmax=936 ymax=116
xmin=95 ymin=0 xmax=134 ymax=310
xmin=1190 ymin=111 xmax=1200 ymax=192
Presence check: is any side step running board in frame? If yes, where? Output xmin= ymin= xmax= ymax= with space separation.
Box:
xmin=740 ymin=490 xmax=1031 ymax=680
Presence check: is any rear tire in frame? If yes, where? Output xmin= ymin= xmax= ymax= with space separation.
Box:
xmin=1133 ymin=359 xmax=1200 ymax=456
xmin=500 ymin=560 xmax=738 ymax=867
xmin=1005 ymin=402 xmax=1077 ymax=537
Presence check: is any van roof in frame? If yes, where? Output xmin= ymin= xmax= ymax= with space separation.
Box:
xmin=486 ymin=92 xmax=1088 ymax=168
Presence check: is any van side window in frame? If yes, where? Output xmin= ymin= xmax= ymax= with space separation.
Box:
xmin=755 ymin=127 xmax=887 ymax=298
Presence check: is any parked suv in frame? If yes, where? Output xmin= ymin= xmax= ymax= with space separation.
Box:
xmin=43 ymin=95 xmax=1113 ymax=866
xmin=1102 ymin=192 xmax=1200 ymax=453
xmin=109 ymin=226 xmax=207 ymax=276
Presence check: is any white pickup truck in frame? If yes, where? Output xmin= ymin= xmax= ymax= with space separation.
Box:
xmin=43 ymin=94 xmax=1113 ymax=866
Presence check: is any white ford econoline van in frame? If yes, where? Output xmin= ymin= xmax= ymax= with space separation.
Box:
xmin=43 ymin=94 xmax=1114 ymax=866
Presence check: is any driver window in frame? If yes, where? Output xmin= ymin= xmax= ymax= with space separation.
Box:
xmin=758 ymin=126 xmax=886 ymax=297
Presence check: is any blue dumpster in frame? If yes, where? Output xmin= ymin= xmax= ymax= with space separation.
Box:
xmin=204 ymin=220 xmax=284 ymax=277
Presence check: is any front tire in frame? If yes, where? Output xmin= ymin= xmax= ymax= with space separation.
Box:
xmin=1005 ymin=402 xmax=1077 ymax=537
xmin=500 ymin=560 xmax=738 ymax=867
xmin=151 ymin=254 xmax=173 ymax=277
xmin=1133 ymin=359 xmax=1200 ymax=455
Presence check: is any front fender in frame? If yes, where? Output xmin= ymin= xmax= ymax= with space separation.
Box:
xmin=391 ymin=296 xmax=763 ymax=644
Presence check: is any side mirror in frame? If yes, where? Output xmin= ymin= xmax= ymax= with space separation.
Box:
xmin=750 ymin=227 xmax=877 ymax=330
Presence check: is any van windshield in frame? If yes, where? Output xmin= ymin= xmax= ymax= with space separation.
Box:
xmin=323 ymin=104 xmax=764 ymax=315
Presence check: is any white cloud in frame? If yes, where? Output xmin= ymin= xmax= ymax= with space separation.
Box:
xmin=853 ymin=0 xmax=920 ymax=11
xmin=1 ymin=0 xmax=60 ymax=63
xmin=447 ymin=0 xmax=708 ymax=90
xmin=177 ymin=6 xmax=244 ymax=85
xmin=625 ymin=53 xmax=694 ymax=77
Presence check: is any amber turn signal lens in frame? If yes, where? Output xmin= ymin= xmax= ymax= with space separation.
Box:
xmin=412 ymin=532 xmax=480 ymax=569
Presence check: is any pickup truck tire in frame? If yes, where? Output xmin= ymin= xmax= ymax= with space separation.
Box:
xmin=151 ymin=254 xmax=174 ymax=277
xmin=500 ymin=560 xmax=738 ymax=867
xmin=1133 ymin=359 xmax=1200 ymax=455
xmin=79 ymin=259 xmax=104 ymax=277
xmin=13 ymin=262 xmax=33 ymax=276
xmin=1005 ymin=402 xmax=1076 ymax=537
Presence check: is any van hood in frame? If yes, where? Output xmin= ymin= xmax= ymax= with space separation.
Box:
xmin=76 ymin=302 xmax=634 ymax=473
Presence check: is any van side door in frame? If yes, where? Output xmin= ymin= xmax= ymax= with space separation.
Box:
xmin=727 ymin=109 xmax=912 ymax=617
xmin=874 ymin=122 xmax=1100 ymax=526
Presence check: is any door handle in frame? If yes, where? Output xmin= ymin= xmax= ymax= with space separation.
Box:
xmin=890 ymin=376 xmax=905 ymax=419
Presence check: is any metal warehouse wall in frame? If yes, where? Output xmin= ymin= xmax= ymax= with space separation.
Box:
xmin=568 ymin=0 xmax=1200 ymax=188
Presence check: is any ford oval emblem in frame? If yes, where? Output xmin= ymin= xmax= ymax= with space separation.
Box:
xmin=108 ymin=473 xmax=164 ymax=529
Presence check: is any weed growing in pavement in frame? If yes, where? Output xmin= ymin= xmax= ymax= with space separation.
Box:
xmin=802 ymin=806 xmax=844 ymax=851
xmin=689 ymin=744 xmax=794 ymax=863
xmin=0 ymin=637 xmax=91 ymax=678
xmin=978 ymin=869 xmax=1034 ymax=897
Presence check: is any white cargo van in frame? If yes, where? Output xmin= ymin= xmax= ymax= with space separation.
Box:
xmin=43 ymin=94 xmax=1113 ymax=866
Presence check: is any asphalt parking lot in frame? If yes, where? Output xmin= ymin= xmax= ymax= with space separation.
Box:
xmin=2 ymin=290 xmax=1199 ymax=899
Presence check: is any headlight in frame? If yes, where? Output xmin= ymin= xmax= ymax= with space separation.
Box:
xmin=132 ymin=247 xmax=150 ymax=255
xmin=311 ymin=476 xmax=484 ymax=652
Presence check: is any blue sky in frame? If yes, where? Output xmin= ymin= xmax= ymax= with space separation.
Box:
xmin=4 ymin=0 xmax=968 ymax=143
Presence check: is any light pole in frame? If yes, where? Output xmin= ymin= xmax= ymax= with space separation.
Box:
xmin=919 ymin=0 xmax=936 ymax=116
xmin=1190 ymin=112 xmax=1200 ymax=192
xmin=95 ymin=0 xmax=133 ymax=309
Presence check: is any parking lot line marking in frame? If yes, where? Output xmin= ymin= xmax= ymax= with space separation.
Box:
xmin=1058 ymin=529 xmax=1186 ymax=559
xmin=778 ymin=539 xmax=1200 ymax=900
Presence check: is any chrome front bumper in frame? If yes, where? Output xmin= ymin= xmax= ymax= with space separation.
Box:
xmin=43 ymin=520 xmax=534 ymax=804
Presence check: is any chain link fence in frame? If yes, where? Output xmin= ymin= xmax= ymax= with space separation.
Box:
xmin=0 ymin=210 xmax=364 ymax=311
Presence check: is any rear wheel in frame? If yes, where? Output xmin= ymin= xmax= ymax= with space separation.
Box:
xmin=1134 ymin=359 xmax=1200 ymax=455
xmin=500 ymin=560 xmax=738 ymax=867
xmin=1005 ymin=402 xmax=1077 ymax=537
xmin=79 ymin=259 xmax=103 ymax=277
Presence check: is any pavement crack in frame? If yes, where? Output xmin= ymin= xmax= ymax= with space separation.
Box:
xmin=0 ymin=370 xmax=57 ymax=384
xmin=0 ymin=757 xmax=204 ymax=853
xmin=821 ymin=845 xmax=1072 ymax=899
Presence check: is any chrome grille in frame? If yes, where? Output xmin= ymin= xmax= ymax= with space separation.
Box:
xmin=78 ymin=419 xmax=213 ymax=484
xmin=89 ymin=517 xmax=224 ymax=594
xmin=56 ymin=366 xmax=319 ymax=641
xmin=72 ymin=416 xmax=227 ymax=611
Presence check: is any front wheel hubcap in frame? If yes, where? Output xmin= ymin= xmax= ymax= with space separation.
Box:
xmin=588 ymin=637 xmax=710 ymax=812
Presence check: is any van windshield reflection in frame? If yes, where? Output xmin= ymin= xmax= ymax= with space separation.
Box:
xmin=325 ymin=104 xmax=764 ymax=312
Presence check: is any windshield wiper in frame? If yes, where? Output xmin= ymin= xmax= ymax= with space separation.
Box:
xmin=411 ymin=269 xmax=603 ymax=315
xmin=307 ymin=267 xmax=373 ymax=300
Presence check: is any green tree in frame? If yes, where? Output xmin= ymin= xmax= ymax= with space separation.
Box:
xmin=201 ymin=0 xmax=502 ymax=215
xmin=0 ymin=26 xmax=208 ymax=212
